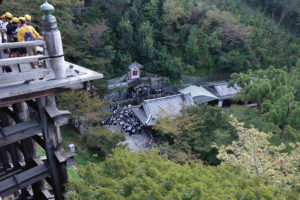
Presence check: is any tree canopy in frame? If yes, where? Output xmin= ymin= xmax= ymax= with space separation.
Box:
xmin=216 ymin=116 xmax=300 ymax=195
xmin=68 ymin=148 xmax=278 ymax=200
xmin=1 ymin=0 xmax=299 ymax=80
xmin=229 ymin=66 xmax=300 ymax=139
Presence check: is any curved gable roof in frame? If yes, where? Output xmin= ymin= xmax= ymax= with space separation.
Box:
xmin=128 ymin=62 xmax=143 ymax=69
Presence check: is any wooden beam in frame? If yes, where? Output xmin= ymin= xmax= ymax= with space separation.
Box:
xmin=45 ymin=103 xmax=71 ymax=119
xmin=0 ymin=55 xmax=48 ymax=66
xmin=0 ymin=163 xmax=50 ymax=198
xmin=25 ymin=100 xmax=39 ymax=112
xmin=32 ymin=135 xmax=46 ymax=150
xmin=0 ymin=107 xmax=17 ymax=123
xmin=0 ymin=168 xmax=23 ymax=182
xmin=0 ymin=112 xmax=22 ymax=170
xmin=0 ymin=83 xmax=84 ymax=108
xmin=0 ymin=119 xmax=42 ymax=147
xmin=0 ymin=40 xmax=46 ymax=50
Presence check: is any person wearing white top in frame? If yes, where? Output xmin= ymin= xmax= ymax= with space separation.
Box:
xmin=0 ymin=17 xmax=8 ymax=43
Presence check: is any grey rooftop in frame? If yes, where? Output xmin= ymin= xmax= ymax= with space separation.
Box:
xmin=202 ymin=82 xmax=241 ymax=100
xmin=132 ymin=93 xmax=194 ymax=126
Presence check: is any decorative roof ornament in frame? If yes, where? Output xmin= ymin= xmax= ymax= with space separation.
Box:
xmin=40 ymin=0 xmax=55 ymax=15
xmin=40 ymin=0 xmax=57 ymax=31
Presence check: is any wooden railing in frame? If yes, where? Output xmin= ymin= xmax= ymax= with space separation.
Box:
xmin=0 ymin=40 xmax=55 ymax=86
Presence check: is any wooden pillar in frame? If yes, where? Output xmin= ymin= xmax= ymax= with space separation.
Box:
xmin=37 ymin=97 xmax=64 ymax=200
xmin=0 ymin=111 xmax=21 ymax=170
xmin=45 ymin=96 xmax=63 ymax=148
xmin=12 ymin=102 xmax=44 ymax=198
xmin=12 ymin=103 xmax=37 ymax=162
xmin=0 ymin=147 xmax=10 ymax=170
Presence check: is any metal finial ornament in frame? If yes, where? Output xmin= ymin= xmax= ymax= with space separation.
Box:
xmin=40 ymin=0 xmax=55 ymax=16
xmin=41 ymin=0 xmax=57 ymax=31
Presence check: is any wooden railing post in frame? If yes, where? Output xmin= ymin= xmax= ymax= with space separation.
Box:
xmin=41 ymin=1 xmax=66 ymax=80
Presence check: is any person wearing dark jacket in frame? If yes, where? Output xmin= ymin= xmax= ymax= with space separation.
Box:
xmin=7 ymin=17 xmax=20 ymax=57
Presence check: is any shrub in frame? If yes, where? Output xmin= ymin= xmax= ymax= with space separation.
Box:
xmin=85 ymin=126 xmax=125 ymax=156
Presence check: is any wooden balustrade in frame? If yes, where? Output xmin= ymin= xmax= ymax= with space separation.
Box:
xmin=0 ymin=40 xmax=46 ymax=50
xmin=0 ymin=40 xmax=54 ymax=86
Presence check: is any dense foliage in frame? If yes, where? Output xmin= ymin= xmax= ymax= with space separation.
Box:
xmin=1 ymin=0 xmax=299 ymax=80
xmin=85 ymin=126 xmax=125 ymax=156
xmin=229 ymin=65 xmax=300 ymax=139
xmin=216 ymin=116 xmax=300 ymax=196
xmin=57 ymin=90 xmax=110 ymax=129
xmin=155 ymin=104 xmax=236 ymax=165
xmin=155 ymin=102 xmax=300 ymax=166
xmin=68 ymin=148 xmax=278 ymax=200
xmin=0 ymin=0 xmax=80 ymax=31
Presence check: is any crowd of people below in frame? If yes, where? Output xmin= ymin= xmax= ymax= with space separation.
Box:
xmin=102 ymin=104 xmax=144 ymax=135
xmin=0 ymin=12 xmax=43 ymax=72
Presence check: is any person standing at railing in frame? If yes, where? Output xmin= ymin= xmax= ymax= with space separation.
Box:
xmin=17 ymin=17 xmax=43 ymax=68
xmin=0 ymin=15 xmax=7 ymax=44
xmin=0 ymin=13 xmax=12 ymax=72
xmin=0 ymin=12 xmax=12 ymax=44
xmin=7 ymin=17 xmax=20 ymax=58
xmin=0 ymin=15 xmax=5 ymax=60
xmin=24 ymin=14 xmax=32 ymax=26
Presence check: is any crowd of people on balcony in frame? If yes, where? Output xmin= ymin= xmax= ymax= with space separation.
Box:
xmin=0 ymin=12 xmax=42 ymax=72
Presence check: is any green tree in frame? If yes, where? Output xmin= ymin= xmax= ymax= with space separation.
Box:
xmin=163 ymin=0 xmax=191 ymax=25
xmin=155 ymin=105 xmax=236 ymax=165
xmin=143 ymin=0 xmax=160 ymax=24
xmin=68 ymin=148 xmax=278 ymax=200
xmin=229 ymin=66 xmax=290 ymax=115
xmin=184 ymin=27 xmax=200 ymax=66
xmin=0 ymin=0 xmax=80 ymax=29
xmin=274 ymin=0 xmax=300 ymax=26
xmin=216 ymin=116 xmax=300 ymax=194
xmin=291 ymin=59 xmax=300 ymax=101
xmin=85 ymin=127 xmax=125 ymax=156
xmin=263 ymin=92 xmax=300 ymax=139
xmin=57 ymin=90 xmax=110 ymax=130
xmin=136 ymin=21 xmax=155 ymax=62
xmin=116 ymin=16 xmax=134 ymax=51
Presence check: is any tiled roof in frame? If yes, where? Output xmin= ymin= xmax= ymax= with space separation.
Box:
xmin=132 ymin=94 xmax=194 ymax=126
xmin=179 ymin=85 xmax=217 ymax=99
xmin=202 ymin=82 xmax=241 ymax=100
xmin=193 ymin=95 xmax=217 ymax=104
xmin=132 ymin=106 xmax=148 ymax=124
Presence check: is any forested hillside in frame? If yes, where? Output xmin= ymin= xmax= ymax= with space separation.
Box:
xmin=66 ymin=0 xmax=300 ymax=78
xmin=1 ymin=0 xmax=299 ymax=79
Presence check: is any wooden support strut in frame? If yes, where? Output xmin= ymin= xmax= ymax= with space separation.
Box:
xmin=0 ymin=163 xmax=50 ymax=198
xmin=37 ymin=97 xmax=64 ymax=200
xmin=0 ymin=112 xmax=22 ymax=172
xmin=0 ymin=83 xmax=84 ymax=108
xmin=0 ymin=119 xmax=42 ymax=147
